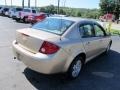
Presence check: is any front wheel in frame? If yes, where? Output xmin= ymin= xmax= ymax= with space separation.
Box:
xmin=31 ymin=22 xmax=35 ymax=25
xmin=23 ymin=17 xmax=28 ymax=23
xmin=67 ymin=56 xmax=83 ymax=79
xmin=16 ymin=18 xmax=20 ymax=22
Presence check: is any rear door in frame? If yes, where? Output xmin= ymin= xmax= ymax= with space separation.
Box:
xmin=79 ymin=22 xmax=101 ymax=60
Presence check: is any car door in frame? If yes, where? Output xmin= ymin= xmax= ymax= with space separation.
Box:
xmin=94 ymin=23 xmax=110 ymax=52
xmin=79 ymin=22 xmax=101 ymax=61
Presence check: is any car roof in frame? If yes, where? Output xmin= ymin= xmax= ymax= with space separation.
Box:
xmin=23 ymin=8 xmax=36 ymax=10
xmin=15 ymin=7 xmax=23 ymax=9
xmin=48 ymin=16 xmax=93 ymax=22
xmin=3 ymin=7 xmax=9 ymax=9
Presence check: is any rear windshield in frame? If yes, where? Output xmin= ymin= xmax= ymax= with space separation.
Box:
xmin=16 ymin=8 xmax=23 ymax=11
xmin=32 ymin=18 xmax=74 ymax=35
xmin=32 ymin=10 xmax=36 ymax=13
xmin=11 ymin=8 xmax=15 ymax=11
xmin=4 ymin=8 xmax=9 ymax=11
xmin=23 ymin=9 xmax=31 ymax=12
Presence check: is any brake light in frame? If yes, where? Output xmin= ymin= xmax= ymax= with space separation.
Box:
xmin=39 ymin=41 xmax=60 ymax=54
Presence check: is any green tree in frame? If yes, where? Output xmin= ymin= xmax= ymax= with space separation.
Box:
xmin=40 ymin=7 xmax=46 ymax=12
xmin=39 ymin=5 xmax=100 ymax=19
xmin=46 ymin=5 xmax=56 ymax=14
xmin=77 ymin=11 xmax=82 ymax=17
xmin=100 ymin=0 xmax=120 ymax=19
xmin=59 ymin=8 xmax=66 ymax=15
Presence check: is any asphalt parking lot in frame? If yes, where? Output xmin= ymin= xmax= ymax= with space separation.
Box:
xmin=0 ymin=16 xmax=120 ymax=90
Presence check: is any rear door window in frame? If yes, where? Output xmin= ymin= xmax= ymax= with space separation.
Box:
xmin=23 ymin=9 xmax=31 ymax=12
xmin=4 ymin=8 xmax=9 ymax=11
xmin=32 ymin=10 xmax=36 ymax=13
xmin=16 ymin=8 xmax=23 ymax=11
xmin=79 ymin=23 xmax=95 ymax=38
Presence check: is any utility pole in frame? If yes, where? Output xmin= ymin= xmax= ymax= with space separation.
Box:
xmin=35 ymin=0 xmax=37 ymax=8
xmin=5 ymin=0 xmax=7 ymax=6
xmin=58 ymin=0 xmax=60 ymax=14
xmin=63 ymin=0 xmax=66 ymax=7
xmin=22 ymin=0 xmax=24 ymax=8
xmin=28 ymin=0 xmax=30 ymax=8
xmin=11 ymin=0 xmax=12 ymax=7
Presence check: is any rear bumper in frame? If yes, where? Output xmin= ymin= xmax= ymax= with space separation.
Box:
xmin=12 ymin=40 xmax=69 ymax=74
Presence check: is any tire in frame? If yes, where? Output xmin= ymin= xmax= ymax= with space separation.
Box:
xmin=31 ymin=22 xmax=34 ymax=25
xmin=23 ymin=17 xmax=28 ymax=23
xmin=23 ymin=17 xmax=26 ymax=23
xmin=16 ymin=18 xmax=20 ymax=22
xmin=67 ymin=56 xmax=83 ymax=79
xmin=104 ymin=42 xmax=112 ymax=54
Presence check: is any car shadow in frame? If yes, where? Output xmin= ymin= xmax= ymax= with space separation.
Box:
xmin=23 ymin=50 xmax=120 ymax=90
xmin=12 ymin=19 xmax=30 ymax=24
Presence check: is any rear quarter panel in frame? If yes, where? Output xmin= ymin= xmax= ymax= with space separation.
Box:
xmin=45 ymin=22 xmax=86 ymax=72
xmin=59 ymin=23 xmax=86 ymax=72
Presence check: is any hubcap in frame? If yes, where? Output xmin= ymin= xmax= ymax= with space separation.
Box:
xmin=72 ymin=60 xmax=82 ymax=78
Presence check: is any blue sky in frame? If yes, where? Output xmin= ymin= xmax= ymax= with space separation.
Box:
xmin=0 ymin=0 xmax=100 ymax=9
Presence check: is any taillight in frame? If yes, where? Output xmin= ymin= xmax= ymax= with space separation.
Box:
xmin=39 ymin=41 xmax=60 ymax=54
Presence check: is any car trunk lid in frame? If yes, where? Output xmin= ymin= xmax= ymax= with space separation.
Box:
xmin=16 ymin=28 xmax=60 ymax=53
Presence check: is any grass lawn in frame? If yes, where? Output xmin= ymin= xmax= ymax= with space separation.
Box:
xmin=107 ymin=29 xmax=120 ymax=36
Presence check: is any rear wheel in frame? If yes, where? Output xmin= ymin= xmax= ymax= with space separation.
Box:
xmin=31 ymin=22 xmax=35 ymax=25
xmin=16 ymin=18 xmax=20 ymax=22
xmin=23 ymin=17 xmax=28 ymax=23
xmin=67 ymin=56 xmax=83 ymax=79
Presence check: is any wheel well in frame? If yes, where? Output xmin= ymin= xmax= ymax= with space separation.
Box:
xmin=77 ymin=53 xmax=86 ymax=64
xmin=65 ymin=52 xmax=86 ymax=72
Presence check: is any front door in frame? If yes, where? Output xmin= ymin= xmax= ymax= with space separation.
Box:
xmin=93 ymin=23 xmax=110 ymax=52
xmin=79 ymin=23 xmax=101 ymax=60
